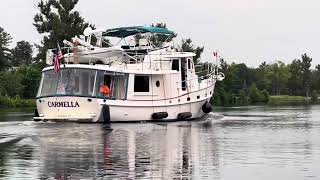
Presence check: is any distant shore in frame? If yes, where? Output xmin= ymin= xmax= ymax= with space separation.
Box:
xmin=0 ymin=96 xmax=36 ymax=108
xmin=213 ymin=95 xmax=319 ymax=107
xmin=268 ymin=95 xmax=318 ymax=105
xmin=0 ymin=95 xmax=318 ymax=108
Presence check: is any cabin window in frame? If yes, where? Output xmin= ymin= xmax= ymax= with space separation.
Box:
xmin=95 ymin=71 xmax=128 ymax=99
xmin=40 ymin=70 xmax=59 ymax=96
xmin=80 ymin=72 xmax=89 ymax=95
xmin=38 ymin=68 xmax=130 ymax=99
xmin=188 ymin=58 xmax=191 ymax=69
xmin=172 ymin=59 xmax=180 ymax=71
xmin=134 ymin=75 xmax=149 ymax=92
xmin=74 ymin=76 xmax=79 ymax=92
xmin=38 ymin=68 xmax=97 ymax=97
xmin=181 ymin=58 xmax=187 ymax=91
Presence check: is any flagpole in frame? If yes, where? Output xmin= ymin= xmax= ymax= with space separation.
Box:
xmin=57 ymin=42 xmax=65 ymax=67
xmin=216 ymin=50 xmax=218 ymax=75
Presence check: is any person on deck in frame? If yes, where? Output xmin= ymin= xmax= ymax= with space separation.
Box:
xmin=99 ymin=83 xmax=110 ymax=97
xmin=99 ymin=76 xmax=111 ymax=97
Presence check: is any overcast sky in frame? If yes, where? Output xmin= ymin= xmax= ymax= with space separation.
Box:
xmin=1 ymin=0 xmax=320 ymax=67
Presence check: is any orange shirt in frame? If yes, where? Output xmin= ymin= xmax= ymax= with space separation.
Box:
xmin=99 ymin=85 xmax=110 ymax=96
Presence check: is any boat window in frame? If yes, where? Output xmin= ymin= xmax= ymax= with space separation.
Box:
xmin=40 ymin=70 xmax=59 ymax=96
xmin=38 ymin=68 xmax=96 ymax=97
xmin=181 ymin=58 xmax=187 ymax=91
xmin=188 ymin=58 xmax=191 ymax=69
xmin=38 ymin=68 xmax=129 ymax=99
xmin=172 ymin=59 xmax=180 ymax=71
xmin=95 ymin=71 xmax=128 ymax=99
xmin=134 ymin=75 xmax=149 ymax=92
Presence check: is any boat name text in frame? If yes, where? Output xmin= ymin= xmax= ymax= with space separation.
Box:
xmin=48 ymin=101 xmax=80 ymax=108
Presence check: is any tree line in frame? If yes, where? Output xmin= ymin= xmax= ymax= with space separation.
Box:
xmin=212 ymin=55 xmax=320 ymax=106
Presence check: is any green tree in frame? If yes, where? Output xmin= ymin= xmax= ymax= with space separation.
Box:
xmin=222 ymin=63 xmax=253 ymax=94
xmin=261 ymin=89 xmax=269 ymax=102
xmin=266 ymin=61 xmax=290 ymax=95
xmin=238 ymin=90 xmax=248 ymax=104
xmin=254 ymin=61 xmax=271 ymax=93
xmin=0 ymin=71 xmax=23 ymax=97
xmin=0 ymin=27 xmax=12 ymax=70
xmin=179 ymin=38 xmax=204 ymax=64
xmin=11 ymin=41 xmax=33 ymax=66
xmin=287 ymin=59 xmax=303 ymax=95
xmin=312 ymin=64 xmax=320 ymax=92
xmin=16 ymin=66 xmax=42 ymax=98
xmin=149 ymin=23 xmax=177 ymax=47
xmin=301 ymin=53 xmax=312 ymax=97
xmin=311 ymin=90 xmax=318 ymax=103
xmin=33 ymin=0 xmax=93 ymax=61
xmin=248 ymin=83 xmax=268 ymax=103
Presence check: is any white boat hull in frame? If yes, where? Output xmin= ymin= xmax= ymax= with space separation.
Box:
xmin=35 ymin=87 xmax=214 ymax=123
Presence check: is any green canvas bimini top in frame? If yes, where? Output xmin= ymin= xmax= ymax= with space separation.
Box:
xmin=103 ymin=26 xmax=174 ymax=38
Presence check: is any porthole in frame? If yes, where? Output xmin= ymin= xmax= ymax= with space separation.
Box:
xmin=156 ymin=81 xmax=160 ymax=87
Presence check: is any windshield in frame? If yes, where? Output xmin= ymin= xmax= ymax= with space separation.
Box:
xmin=38 ymin=68 xmax=128 ymax=99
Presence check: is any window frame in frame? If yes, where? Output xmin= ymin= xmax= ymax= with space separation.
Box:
xmin=171 ymin=59 xmax=180 ymax=71
xmin=134 ymin=75 xmax=151 ymax=94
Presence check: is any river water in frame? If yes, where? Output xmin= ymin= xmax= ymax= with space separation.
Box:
xmin=0 ymin=105 xmax=319 ymax=179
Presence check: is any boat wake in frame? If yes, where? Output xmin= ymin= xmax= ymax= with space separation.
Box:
xmin=0 ymin=136 xmax=24 ymax=147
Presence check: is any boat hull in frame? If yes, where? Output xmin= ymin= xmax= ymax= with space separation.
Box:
xmin=35 ymin=95 xmax=212 ymax=123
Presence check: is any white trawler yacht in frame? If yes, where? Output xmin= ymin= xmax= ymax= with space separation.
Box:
xmin=34 ymin=26 xmax=225 ymax=122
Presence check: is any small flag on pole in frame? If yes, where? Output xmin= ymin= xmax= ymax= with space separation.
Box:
xmin=54 ymin=43 xmax=63 ymax=73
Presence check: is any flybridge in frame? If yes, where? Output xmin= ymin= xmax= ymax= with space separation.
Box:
xmin=46 ymin=25 xmax=177 ymax=65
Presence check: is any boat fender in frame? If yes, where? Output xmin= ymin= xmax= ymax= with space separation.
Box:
xmin=34 ymin=109 xmax=39 ymax=117
xmin=202 ymin=101 xmax=212 ymax=113
xmin=100 ymin=105 xmax=110 ymax=123
xmin=177 ymin=112 xmax=192 ymax=121
xmin=152 ymin=112 xmax=168 ymax=120
xmin=33 ymin=109 xmax=41 ymax=122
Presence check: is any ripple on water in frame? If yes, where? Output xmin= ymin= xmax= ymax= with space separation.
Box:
xmin=0 ymin=106 xmax=320 ymax=179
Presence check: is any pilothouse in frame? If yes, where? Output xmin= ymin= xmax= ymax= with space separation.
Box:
xmin=34 ymin=26 xmax=224 ymax=122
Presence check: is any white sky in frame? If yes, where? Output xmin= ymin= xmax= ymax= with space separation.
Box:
xmin=1 ymin=0 xmax=320 ymax=67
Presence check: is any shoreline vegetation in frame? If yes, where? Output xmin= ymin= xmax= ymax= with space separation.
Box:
xmin=0 ymin=95 xmax=318 ymax=108
xmin=0 ymin=96 xmax=35 ymax=108
xmin=212 ymin=95 xmax=319 ymax=107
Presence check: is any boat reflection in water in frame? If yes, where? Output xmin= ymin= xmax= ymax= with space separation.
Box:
xmin=36 ymin=119 xmax=218 ymax=179
xmin=2 ymin=106 xmax=320 ymax=179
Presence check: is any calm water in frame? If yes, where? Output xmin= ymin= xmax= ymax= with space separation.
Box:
xmin=0 ymin=106 xmax=320 ymax=179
